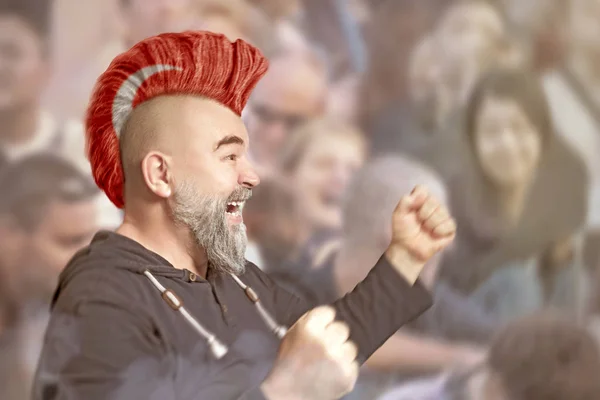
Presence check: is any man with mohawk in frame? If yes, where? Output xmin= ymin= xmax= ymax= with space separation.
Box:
xmin=33 ymin=31 xmax=456 ymax=399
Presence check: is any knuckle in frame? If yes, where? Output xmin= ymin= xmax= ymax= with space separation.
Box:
xmin=308 ymin=305 xmax=336 ymax=322
xmin=335 ymin=321 xmax=350 ymax=332
xmin=345 ymin=342 xmax=358 ymax=359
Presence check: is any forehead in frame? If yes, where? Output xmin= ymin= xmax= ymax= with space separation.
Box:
xmin=480 ymin=96 xmax=523 ymax=116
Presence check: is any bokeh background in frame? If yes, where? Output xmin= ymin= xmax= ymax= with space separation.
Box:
xmin=2 ymin=0 xmax=600 ymax=398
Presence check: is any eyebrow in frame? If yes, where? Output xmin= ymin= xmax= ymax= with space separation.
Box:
xmin=214 ymin=135 xmax=245 ymax=151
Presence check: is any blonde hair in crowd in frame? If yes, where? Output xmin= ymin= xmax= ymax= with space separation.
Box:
xmin=279 ymin=118 xmax=367 ymax=174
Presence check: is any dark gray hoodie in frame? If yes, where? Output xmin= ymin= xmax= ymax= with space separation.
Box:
xmin=32 ymin=231 xmax=432 ymax=399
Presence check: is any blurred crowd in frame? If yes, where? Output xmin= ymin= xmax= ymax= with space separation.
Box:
xmin=2 ymin=0 xmax=600 ymax=398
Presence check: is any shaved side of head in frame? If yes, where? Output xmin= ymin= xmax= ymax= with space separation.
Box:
xmin=119 ymin=96 xmax=184 ymax=196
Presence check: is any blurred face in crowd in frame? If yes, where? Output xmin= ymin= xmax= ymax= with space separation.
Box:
xmin=244 ymin=185 xmax=307 ymax=269
xmin=0 ymin=198 xmax=97 ymax=298
xmin=569 ymin=0 xmax=600 ymax=58
xmin=244 ymin=55 xmax=327 ymax=171
xmin=291 ymin=133 xmax=365 ymax=232
xmin=120 ymin=0 xmax=194 ymax=45
xmin=474 ymin=95 xmax=543 ymax=188
xmin=503 ymin=0 xmax=568 ymax=70
xmin=436 ymin=3 xmax=505 ymax=104
xmin=408 ymin=35 xmax=444 ymax=128
xmin=0 ymin=14 xmax=50 ymax=112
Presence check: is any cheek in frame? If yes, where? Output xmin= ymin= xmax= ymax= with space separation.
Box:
xmin=14 ymin=59 xmax=46 ymax=94
xmin=475 ymin=137 xmax=499 ymax=162
xmin=520 ymin=135 xmax=542 ymax=166
xmin=293 ymin=165 xmax=320 ymax=190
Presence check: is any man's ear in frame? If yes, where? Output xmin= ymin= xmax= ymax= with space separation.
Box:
xmin=141 ymin=151 xmax=173 ymax=199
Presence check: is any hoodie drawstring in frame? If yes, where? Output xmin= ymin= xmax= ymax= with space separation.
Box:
xmin=229 ymin=273 xmax=288 ymax=339
xmin=143 ymin=270 xmax=287 ymax=359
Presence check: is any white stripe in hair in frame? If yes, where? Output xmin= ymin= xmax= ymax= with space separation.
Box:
xmin=112 ymin=64 xmax=183 ymax=138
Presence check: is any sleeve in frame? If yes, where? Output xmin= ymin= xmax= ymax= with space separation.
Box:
xmin=268 ymin=255 xmax=433 ymax=363
xmin=32 ymin=279 xmax=174 ymax=400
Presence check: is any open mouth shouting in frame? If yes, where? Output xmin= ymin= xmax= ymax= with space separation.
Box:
xmin=225 ymin=200 xmax=246 ymax=225
xmin=225 ymin=188 xmax=252 ymax=226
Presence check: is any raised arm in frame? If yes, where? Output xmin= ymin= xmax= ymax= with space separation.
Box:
xmin=263 ymin=185 xmax=457 ymax=399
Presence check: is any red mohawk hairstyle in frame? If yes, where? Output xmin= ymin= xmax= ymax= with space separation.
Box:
xmin=85 ymin=31 xmax=269 ymax=208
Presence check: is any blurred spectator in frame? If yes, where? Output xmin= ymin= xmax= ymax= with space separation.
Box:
xmin=381 ymin=312 xmax=600 ymax=400
xmin=0 ymin=153 xmax=99 ymax=399
xmin=264 ymin=118 xmax=367 ymax=304
xmin=0 ymin=153 xmax=98 ymax=302
xmin=408 ymin=35 xmax=445 ymax=132
xmin=327 ymin=73 xmax=362 ymax=124
xmin=243 ymin=177 xmax=307 ymax=272
xmin=502 ymin=0 xmax=568 ymax=72
xmin=0 ymin=0 xmax=81 ymax=164
xmin=280 ymin=118 xmax=367 ymax=238
xmin=434 ymin=0 xmax=514 ymax=110
xmin=335 ymin=155 xmax=490 ymax=399
xmin=191 ymin=0 xmax=278 ymax=55
xmin=369 ymin=34 xmax=457 ymax=177
xmin=541 ymin=0 xmax=600 ymax=230
xmin=439 ymin=68 xmax=589 ymax=322
xmin=243 ymin=50 xmax=329 ymax=175
xmin=368 ymin=1 xmax=520 ymax=183
xmin=117 ymin=0 xmax=195 ymax=49
xmin=46 ymin=0 xmax=196 ymax=120
xmin=247 ymin=0 xmax=311 ymax=56
xmin=0 ymin=1 xmax=122 ymax=230
xmin=247 ymin=0 xmax=301 ymax=21
xmin=360 ymin=0 xmax=448 ymax=130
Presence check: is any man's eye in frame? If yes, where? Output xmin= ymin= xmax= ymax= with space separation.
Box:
xmin=225 ymin=154 xmax=238 ymax=161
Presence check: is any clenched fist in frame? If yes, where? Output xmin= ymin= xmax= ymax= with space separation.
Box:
xmin=386 ymin=185 xmax=456 ymax=283
xmin=261 ymin=306 xmax=359 ymax=400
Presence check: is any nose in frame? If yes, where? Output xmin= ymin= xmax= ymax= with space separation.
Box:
xmin=499 ymin=127 xmax=518 ymax=149
xmin=239 ymin=159 xmax=260 ymax=188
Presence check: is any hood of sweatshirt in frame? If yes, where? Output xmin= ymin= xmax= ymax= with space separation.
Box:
xmin=53 ymin=230 xmax=192 ymax=307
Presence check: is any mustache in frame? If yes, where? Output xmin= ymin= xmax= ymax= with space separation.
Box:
xmin=226 ymin=187 xmax=252 ymax=203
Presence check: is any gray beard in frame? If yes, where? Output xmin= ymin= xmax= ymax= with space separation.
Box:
xmin=171 ymin=182 xmax=249 ymax=275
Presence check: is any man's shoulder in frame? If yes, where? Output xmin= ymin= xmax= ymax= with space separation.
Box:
xmin=53 ymin=246 xmax=147 ymax=311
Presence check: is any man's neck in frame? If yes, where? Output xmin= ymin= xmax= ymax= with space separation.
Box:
xmin=0 ymin=106 xmax=40 ymax=147
xmin=117 ymin=214 xmax=209 ymax=278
